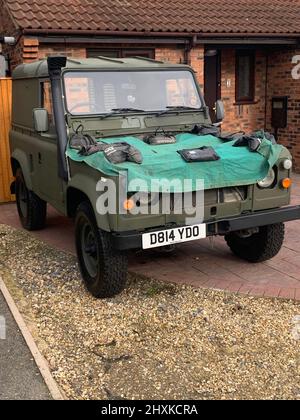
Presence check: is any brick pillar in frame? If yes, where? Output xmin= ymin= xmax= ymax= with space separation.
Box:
xmin=189 ymin=46 xmax=204 ymax=90
xmin=266 ymin=49 xmax=300 ymax=172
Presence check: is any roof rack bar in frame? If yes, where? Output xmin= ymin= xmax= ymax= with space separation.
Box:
xmin=66 ymin=58 xmax=82 ymax=64
xmin=131 ymin=56 xmax=164 ymax=64
xmin=96 ymin=56 xmax=124 ymax=64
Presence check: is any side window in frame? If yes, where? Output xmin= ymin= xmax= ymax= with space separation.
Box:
xmin=41 ymin=81 xmax=54 ymax=124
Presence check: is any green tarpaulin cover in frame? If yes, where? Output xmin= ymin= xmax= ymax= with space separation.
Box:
xmin=66 ymin=133 xmax=284 ymax=192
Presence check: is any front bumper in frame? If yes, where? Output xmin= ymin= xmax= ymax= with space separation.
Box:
xmin=111 ymin=205 xmax=300 ymax=251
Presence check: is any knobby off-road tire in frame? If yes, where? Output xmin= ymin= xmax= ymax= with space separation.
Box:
xmin=225 ymin=223 xmax=285 ymax=263
xmin=15 ymin=168 xmax=47 ymax=231
xmin=75 ymin=201 xmax=128 ymax=298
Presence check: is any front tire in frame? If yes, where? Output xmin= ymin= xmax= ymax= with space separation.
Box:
xmin=75 ymin=201 xmax=128 ymax=298
xmin=225 ymin=223 xmax=285 ymax=263
xmin=15 ymin=168 xmax=47 ymax=231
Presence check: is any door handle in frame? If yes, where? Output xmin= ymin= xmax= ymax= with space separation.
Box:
xmin=38 ymin=152 xmax=42 ymax=164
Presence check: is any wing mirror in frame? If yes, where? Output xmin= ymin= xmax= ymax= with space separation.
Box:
xmin=215 ymin=100 xmax=225 ymax=122
xmin=33 ymin=108 xmax=49 ymax=133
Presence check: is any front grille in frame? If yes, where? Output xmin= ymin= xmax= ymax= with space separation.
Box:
xmin=164 ymin=186 xmax=248 ymax=211
xmin=204 ymin=186 xmax=248 ymax=206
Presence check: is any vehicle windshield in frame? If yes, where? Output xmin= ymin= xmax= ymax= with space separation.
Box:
xmin=63 ymin=70 xmax=203 ymax=116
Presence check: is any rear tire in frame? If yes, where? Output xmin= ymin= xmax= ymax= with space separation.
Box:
xmin=15 ymin=168 xmax=47 ymax=231
xmin=75 ymin=201 xmax=128 ymax=298
xmin=225 ymin=223 xmax=285 ymax=263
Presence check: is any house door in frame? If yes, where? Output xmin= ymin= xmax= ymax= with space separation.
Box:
xmin=204 ymin=50 xmax=221 ymax=123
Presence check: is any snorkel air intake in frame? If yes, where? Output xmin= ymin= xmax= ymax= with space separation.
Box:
xmin=47 ymin=56 xmax=68 ymax=181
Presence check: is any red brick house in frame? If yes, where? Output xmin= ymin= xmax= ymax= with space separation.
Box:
xmin=1 ymin=0 xmax=300 ymax=170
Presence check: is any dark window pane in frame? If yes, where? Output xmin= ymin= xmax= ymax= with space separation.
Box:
xmin=87 ymin=49 xmax=154 ymax=59
xmin=238 ymin=56 xmax=251 ymax=98
xmin=87 ymin=49 xmax=120 ymax=58
xmin=122 ymin=50 xmax=155 ymax=59
xmin=236 ymin=51 xmax=255 ymax=103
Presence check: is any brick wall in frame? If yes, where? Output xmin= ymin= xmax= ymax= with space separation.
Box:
xmin=155 ymin=46 xmax=204 ymax=88
xmin=0 ymin=0 xmax=23 ymax=68
xmin=220 ymin=47 xmax=300 ymax=172
xmin=155 ymin=47 xmax=184 ymax=64
xmin=1 ymin=26 xmax=300 ymax=171
xmin=5 ymin=42 xmax=205 ymax=90
xmin=38 ymin=44 xmax=87 ymax=60
xmin=190 ymin=46 xmax=204 ymax=89
xmin=266 ymin=49 xmax=300 ymax=171
xmin=2 ymin=36 xmax=87 ymax=69
xmin=221 ymin=49 xmax=267 ymax=133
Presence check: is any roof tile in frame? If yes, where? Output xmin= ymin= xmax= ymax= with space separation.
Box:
xmin=4 ymin=0 xmax=300 ymax=34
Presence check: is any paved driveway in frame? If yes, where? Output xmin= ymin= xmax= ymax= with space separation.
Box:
xmin=0 ymin=175 xmax=300 ymax=300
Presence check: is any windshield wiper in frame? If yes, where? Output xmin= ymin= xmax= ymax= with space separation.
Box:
xmin=100 ymin=108 xmax=145 ymax=120
xmin=156 ymin=106 xmax=202 ymax=117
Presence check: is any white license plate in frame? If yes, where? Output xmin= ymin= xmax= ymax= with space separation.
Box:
xmin=142 ymin=224 xmax=206 ymax=250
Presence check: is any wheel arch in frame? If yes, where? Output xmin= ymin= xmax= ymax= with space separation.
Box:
xmin=10 ymin=150 xmax=33 ymax=191
xmin=66 ymin=186 xmax=110 ymax=231
xmin=66 ymin=187 xmax=90 ymax=218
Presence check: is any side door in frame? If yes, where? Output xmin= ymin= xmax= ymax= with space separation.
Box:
xmin=35 ymin=80 xmax=64 ymax=208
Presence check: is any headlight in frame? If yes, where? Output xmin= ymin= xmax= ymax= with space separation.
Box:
xmin=137 ymin=192 xmax=152 ymax=206
xmin=129 ymin=192 xmax=155 ymax=207
xmin=258 ymin=169 xmax=276 ymax=188
xmin=283 ymin=159 xmax=293 ymax=170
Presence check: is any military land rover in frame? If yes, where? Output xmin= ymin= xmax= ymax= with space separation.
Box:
xmin=10 ymin=56 xmax=300 ymax=298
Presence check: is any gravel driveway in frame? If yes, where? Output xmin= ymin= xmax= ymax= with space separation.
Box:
xmin=0 ymin=224 xmax=299 ymax=400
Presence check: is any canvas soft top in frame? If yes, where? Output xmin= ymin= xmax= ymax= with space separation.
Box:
xmin=12 ymin=57 xmax=193 ymax=80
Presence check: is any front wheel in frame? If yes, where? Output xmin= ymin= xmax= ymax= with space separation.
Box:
xmin=75 ymin=201 xmax=128 ymax=298
xmin=225 ymin=223 xmax=285 ymax=263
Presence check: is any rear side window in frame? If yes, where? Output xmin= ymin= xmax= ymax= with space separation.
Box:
xmin=41 ymin=81 xmax=53 ymax=124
